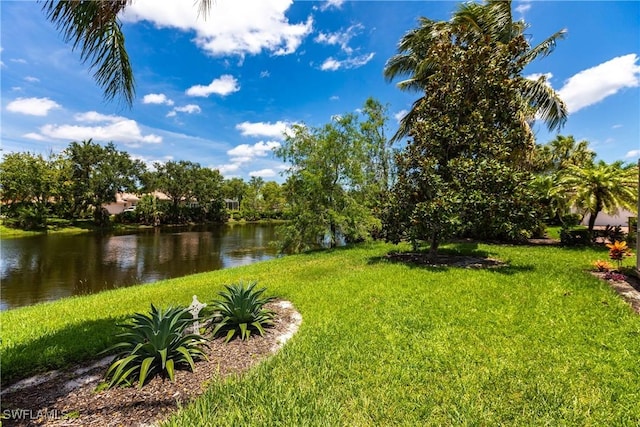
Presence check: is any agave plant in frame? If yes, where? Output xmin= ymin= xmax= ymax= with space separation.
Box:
xmin=209 ymin=281 xmax=276 ymax=342
xmin=101 ymin=304 xmax=208 ymax=388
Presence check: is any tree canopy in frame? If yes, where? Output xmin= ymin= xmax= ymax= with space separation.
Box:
xmin=384 ymin=0 xmax=567 ymax=142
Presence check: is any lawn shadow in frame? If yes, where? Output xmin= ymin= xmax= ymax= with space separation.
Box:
xmin=1 ymin=316 xmax=125 ymax=387
xmin=368 ymin=242 xmax=534 ymax=275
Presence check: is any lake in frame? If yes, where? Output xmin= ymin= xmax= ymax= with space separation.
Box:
xmin=0 ymin=223 xmax=279 ymax=311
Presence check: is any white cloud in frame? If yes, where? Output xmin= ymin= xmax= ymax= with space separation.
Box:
xmin=217 ymin=163 xmax=241 ymax=175
xmin=314 ymin=23 xmax=364 ymax=54
xmin=329 ymin=95 xmax=339 ymax=101
xmin=625 ymin=150 xmax=640 ymax=159
xmin=514 ymin=1 xmax=532 ymax=15
xmin=142 ymin=93 xmax=174 ymax=105
xmin=558 ymin=54 xmax=640 ymax=113
xmin=525 ymin=72 xmax=553 ymax=83
xmin=260 ymin=70 xmax=271 ymax=78
xmin=186 ymin=75 xmax=240 ymax=97
xmin=74 ymin=111 xmax=123 ymax=123
xmin=249 ymin=168 xmax=277 ymax=178
xmin=11 ymin=86 xmax=22 ymax=91
xmin=167 ymin=104 xmax=202 ymax=117
xmin=236 ymin=120 xmax=292 ymax=139
xmin=320 ymin=58 xmax=341 ymax=71
xmin=33 ymin=112 xmax=161 ymax=145
xmin=121 ymin=0 xmax=313 ymax=57
xmin=11 ymin=58 xmax=27 ymax=64
xmin=319 ymin=0 xmax=344 ymax=12
xmin=320 ymin=53 xmax=375 ymax=71
xmin=228 ymin=140 xmax=281 ymax=163
xmin=6 ymin=97 xmax=61 ymax=116
xmin=23 ymin=132 xmax=47 ymax=141
xmin=612 ymin=124 xmax=623 ymax=129
xmin=24 ymin=76 xmax=39 ymax=83
xmin=394 ymin=109 xmax=408 ymax=123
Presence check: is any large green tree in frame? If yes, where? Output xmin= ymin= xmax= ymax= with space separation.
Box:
xmin=383 ymin=10 xmax=545 ymax=256
xmin=65 ymin=139 xmax=144 ymax=224
xmin=0 ymin=152 xmax=60 ymax=229
xmin=152 ymin=161 xmax=225 ymax=223
xmin=558 ymin=160 xmax=638 ymax=232
xmin=384 ymin=0 xmax=567 ymax=142
xmin=276 ymin=115 xmax=378 ymax=252
xmin=42 ymin=0 xmax=214 ymax=106
xmin=0 ymin=152 xmax=56 ymax=210
xmin=222 ymin=178 xmax=248 ymax=206
xmin=240 ymin=177 xmax=265 ymax=221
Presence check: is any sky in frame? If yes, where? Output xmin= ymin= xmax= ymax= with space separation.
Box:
xmin=1 ymin=0 xmax=639 ymax=182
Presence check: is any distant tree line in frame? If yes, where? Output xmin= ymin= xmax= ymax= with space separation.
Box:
xmin=0 ymin=139 xmax=289 ymax=230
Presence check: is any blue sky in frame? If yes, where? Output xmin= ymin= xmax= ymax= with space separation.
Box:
xmin=2 ymin=0 xmax=639 ymax=181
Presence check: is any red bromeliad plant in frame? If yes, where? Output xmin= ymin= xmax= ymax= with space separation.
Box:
xmin=606 ymin=241 xmax=633 ymax=269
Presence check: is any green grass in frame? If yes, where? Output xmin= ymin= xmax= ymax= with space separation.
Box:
xmin=2 ymin=242 xmax=639 ymax=425
xmin=0 ymin=219 xmax=150 ymax=239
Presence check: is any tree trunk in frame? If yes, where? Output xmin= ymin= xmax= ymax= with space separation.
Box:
xmin=587 ymin=210 xmax=598 ymax=233
xmin=428 ymin=233 xmax=439 ymax=260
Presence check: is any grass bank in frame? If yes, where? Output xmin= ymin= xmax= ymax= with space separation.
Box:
xmin=0 ymin=219 xmax=146 ymax=239
xmin=2 ymin=242 xmax=639 ymax=425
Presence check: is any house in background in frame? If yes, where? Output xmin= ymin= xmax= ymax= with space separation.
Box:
xmin=103 ymin=192 xmax=172 ymax=215
xmin=580 ymin=208 xmax=637 ymax=228
xmin=224 ymin=199 xmax=239 ymax=210
xmin=103 ymin=193 xmax=139 ymax=215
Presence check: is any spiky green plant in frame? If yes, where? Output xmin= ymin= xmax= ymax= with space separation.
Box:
xmin=101 ymin=304 xmax=208 ymax=388
xmin=209 ymin=281 xmax=276 ymax=342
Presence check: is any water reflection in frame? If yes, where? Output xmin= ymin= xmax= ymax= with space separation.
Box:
xmin=0 ymin=223 xmax=279 ymax=310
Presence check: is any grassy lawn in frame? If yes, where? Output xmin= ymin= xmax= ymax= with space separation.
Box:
xmin=1 ymin=242 xmax=639 ymax=425
xmin=0 ymin=219 xmax=150 ymax=239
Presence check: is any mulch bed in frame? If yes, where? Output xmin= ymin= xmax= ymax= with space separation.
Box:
xmin=1 ymin=300 xmax=301 ymax=427
xmin=385 ymin=252 xmax=506 ymax=269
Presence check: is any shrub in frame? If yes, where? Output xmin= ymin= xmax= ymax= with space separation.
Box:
xmin=560 ymin=227 xmax=592 ymax=246
xmin=561 ymin=213 xmax=582 ymax=227
xmin=13 ymin=204 xmax=48 ymax=230
xmin=604 ymin=271 xmax=627 ymax=282
xmin=209 ymin=281 xmax=275 ymax=342
xmin=596 ymin=225 xmax=626 ymax=244
xmin=593 ymin=260 xmax=613 ymax=272
xmin=102 ymin=304 xmax=208 ymax=388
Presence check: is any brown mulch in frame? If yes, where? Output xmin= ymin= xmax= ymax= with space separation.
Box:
xmin=1 ymin=300 xmax=301 ymax=427
xmin=385 ymin=252 xmax=506 ymax=269
xmin=591 ymin=271 xmax=640 ymax=314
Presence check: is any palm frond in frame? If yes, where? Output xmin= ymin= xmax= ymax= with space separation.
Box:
xmin=42 ymin=0 xmax=135 ymax=106
xmin=197 ymin=0 xmax=214 ymax=19
xmin=519 ymin=76 xmax=567 ymax=132
xmin=390 ymin=96 xmax=425 ymax=142
xmin=519 ymin=29 xmax=567 ymax=66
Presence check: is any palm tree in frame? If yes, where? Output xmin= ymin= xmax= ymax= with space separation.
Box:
xmin=533 ymin=135 xmax=595 ymax=173
xmin=558 ymin=160 xmax=638 ymax=232
xmin=385 ymin=0 xmax=567 ymax=141
xmin=42 ymin=0 xmax=214 ymax=106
